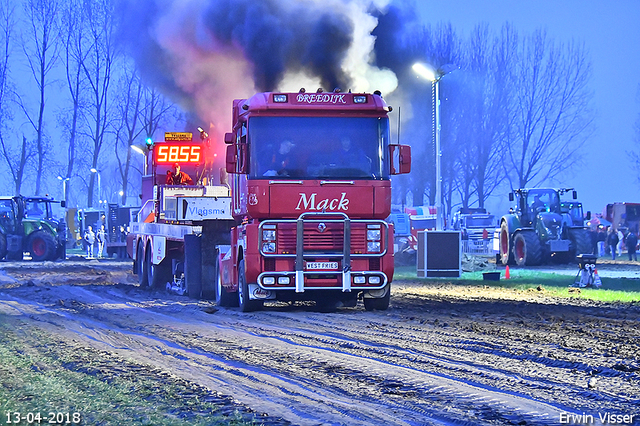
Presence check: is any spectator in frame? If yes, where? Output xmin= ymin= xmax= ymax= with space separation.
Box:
xmin=84 ymin=226 xmax=96 ymax=258
xmin=625 ymin=230 xmax=638 ymax=261
xmin=607 ymin=228 xmax=619 ymax=260
xmin=96 ymin=225 xmax=107 ymax=258
xmin=596 ymin=226 xmax=607 ymax=257
xmin=617 ymin=228 xmax=624 ymax=258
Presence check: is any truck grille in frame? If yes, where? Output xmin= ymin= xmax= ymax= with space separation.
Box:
xmin=276 ymin=224 xmax=367 ymax=253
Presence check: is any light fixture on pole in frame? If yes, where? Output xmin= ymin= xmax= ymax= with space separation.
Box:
xmin=57 ymin=175 xmax=69 ymax=203
xmin=131 ymin=145 xmax=148 ymax=175
xmin=90 ymin=168 xmax=101 ymax=208
xmin=412 ymin=62 xmax=457 ymax=231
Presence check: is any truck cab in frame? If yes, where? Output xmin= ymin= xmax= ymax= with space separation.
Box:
xmin=220 ymin=90 xmax=411 ymax=311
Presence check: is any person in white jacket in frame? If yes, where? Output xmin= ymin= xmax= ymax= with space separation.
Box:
xmin=617 ymin=229 xmax=624 ymax=257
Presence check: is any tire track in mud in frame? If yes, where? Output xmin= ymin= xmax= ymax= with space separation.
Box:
xmin=0 ymin=284 xmax=606 ymax=426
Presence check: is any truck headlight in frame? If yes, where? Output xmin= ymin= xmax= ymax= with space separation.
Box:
xmin=367 ymin=241 xmax=381 ymax=252
xmin=367 ymin=229 xmax=381 ymax=241
xmin=262 ymin=242 xmax=276 ymax=253
xmin=263 ymin=277 xmax=275 ymax=285
xmin=262 ymin=229 xmax=276 ymax=241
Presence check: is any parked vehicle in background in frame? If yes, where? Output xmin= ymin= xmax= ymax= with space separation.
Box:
xmin=0 ymin=195 xmax=66 ymax=261
xmin=499 ymin=188 xmax=591 ymax=266
xmin=604 ymin=202 xmax=640 ymax=232
xmin=452 ymin=208 xmax=495 ymax=255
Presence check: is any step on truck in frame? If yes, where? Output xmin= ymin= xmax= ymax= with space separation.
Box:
xmin=128 ymin=90 xmax=412 ymax=312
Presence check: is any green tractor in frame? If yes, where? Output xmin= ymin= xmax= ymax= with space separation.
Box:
xmin=499 ymin=188 xmax=592 ymax=266
xmin=0 ymin=195 xmax=66 ymax=261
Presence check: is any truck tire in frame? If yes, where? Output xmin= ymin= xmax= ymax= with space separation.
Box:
xmin=237 ymin=259 xmax=263 ymax=312
xmin=28 ymin=231 xmax=56 ymax=261
xmin=364 ymin=284 xmax=391 ymax=311
xmin=513 ymin=231 xmax=542 ymax=266
xmin=148 ymin=256 xmax=171 ymax=289
xmin=215 ymin=257 xmax=237 ymax=307
xmin=569 ymin=228 xmax=592 ymax=260
xmin=499 ymin=221 xmax=515 ymax=265
xmin=0 ymin=233 xmax=6 ymax=260
xmin=138 ymin=243 xmax=150 ymax=288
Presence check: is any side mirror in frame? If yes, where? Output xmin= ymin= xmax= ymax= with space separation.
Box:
xmin=572 ymin=190 xmax=577 ymax=200
xmin=389 ymin=144 xmax=411 ymax=175
xmin=60 ymin=201 xmax=66 ymax=208
xmin=509 ymin=193 xmax=514 ymax=202
xmin=225 ymin=145 xmax=237 ymax=173
xmin=586 ymin=211 xmax=591 ymax=220
xmin=224 ymin=132 xmax=234 ymax=145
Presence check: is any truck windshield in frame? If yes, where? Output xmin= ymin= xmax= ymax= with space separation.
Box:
xmin=248 ymin=116 xmax=390 ymax=180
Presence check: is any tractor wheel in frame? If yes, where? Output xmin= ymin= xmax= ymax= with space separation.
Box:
xmin=499 ymin=221 xmax=515 ymax=265
xmin=513 ymin=231 xmax=543 ymax=266
xmin=363 ymin=284 xmax=391 ymax=311
xmin=215 ymin=257 xmax=237 ymax=307
xmin=138 ymin=243 xmax=150 ymax=288
xmin=237 ymin=259 xmax=263 ymax=312
xmin=0 ymin=233 xmax=6 ymax=260
xmin=569 ymin=228 xmax=592 ymax=260
xmin=28 ymin=231 xmax=56 ymax=261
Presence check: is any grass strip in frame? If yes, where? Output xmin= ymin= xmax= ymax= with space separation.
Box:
xmin=0 ymin=317 xmax=285 ymax=426
xmin=394 ymin=266 xmax=640 ymax=303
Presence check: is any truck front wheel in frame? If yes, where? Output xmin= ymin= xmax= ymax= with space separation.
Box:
xmin=28 ymin=231 xmax=56 ymax=261
xmin=363 ymin=284 xmax=391 ymax=311
xmin=216 ymin=257 xmax=237 ymax=307
xmin=237 ymin=259 xmax=263 ymax=312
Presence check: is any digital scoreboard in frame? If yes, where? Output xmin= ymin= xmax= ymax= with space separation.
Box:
xmin=154 ymin=145 xmax=202 ymax=164
xmin=153 ymin=132 xmax=203 ymax=164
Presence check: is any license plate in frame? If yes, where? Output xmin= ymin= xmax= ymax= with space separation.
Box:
xmin=306 ymin=261 xmax=339 ymax=270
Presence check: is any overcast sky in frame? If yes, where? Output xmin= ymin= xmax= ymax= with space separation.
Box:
xmin=416 ymin=0 xmax=640 ymax=215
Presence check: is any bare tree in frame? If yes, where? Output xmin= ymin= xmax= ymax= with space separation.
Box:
xmin=81 ymin=0 xmax=118 ymax=207
xmin=628 ymin=84 xmax=640 ymax=186
xmin=504 ymin=29 xmax=594 ymax=188
xmin=0 ymin=0 xmax=30 ymax=195
xmin=58 ymin=0 xmax=87 ymax=207
xmin=114 ymin=70 xmax=181 ymax=206
xmin=16 ymin=0 xmax=61 ymax=195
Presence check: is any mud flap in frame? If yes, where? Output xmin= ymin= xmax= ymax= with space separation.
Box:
xmin=185 ymin=234 xmax=202 ymax=298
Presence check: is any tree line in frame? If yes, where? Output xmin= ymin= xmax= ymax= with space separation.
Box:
xmin=0 ymin=0 xmax=595 ymax=216
xmin=385 ymin=21 xmax=594 ymax=216
xmin=0 ymin=0 xmax=182 ymax=209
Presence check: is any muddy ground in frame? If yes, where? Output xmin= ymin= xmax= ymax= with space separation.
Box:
xmin=0 ymin=260 xmax=639 ymax=425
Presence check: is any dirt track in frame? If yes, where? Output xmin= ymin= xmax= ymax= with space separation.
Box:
xmin=1 ymin=260 xmax=639 ymax=425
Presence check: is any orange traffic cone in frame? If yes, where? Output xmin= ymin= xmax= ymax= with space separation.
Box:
xmin=505 ymin=265 xmax=510 ymax=280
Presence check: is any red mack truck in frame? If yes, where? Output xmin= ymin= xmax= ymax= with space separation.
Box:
xmin=128 ymin=90 xmax=411 ymax=312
